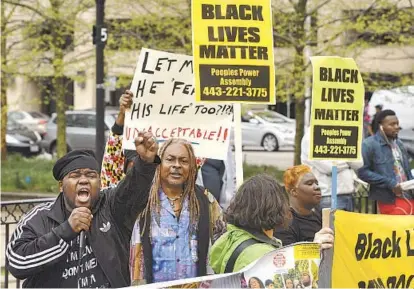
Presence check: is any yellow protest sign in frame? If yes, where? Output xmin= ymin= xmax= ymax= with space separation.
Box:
xmin=192 ymin=0 xmax=275 ymax=104
xmin=309 ymin=56 xmax=364 ymax=161
xmin=330 ymin=211 xmax=414 ymax=288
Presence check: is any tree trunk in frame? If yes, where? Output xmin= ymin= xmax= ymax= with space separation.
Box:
xmin=1 ymin=0 xmax=8 ymax=161
xmin=55 ymin=73 xmax=67 ymax=158
xmin=293 ymin=50 xmax=306 ymax=165
xmin=51 ymin=0 xmax=67 ymax=158
xmin=292 ymin=0 xmax=308 ymax=165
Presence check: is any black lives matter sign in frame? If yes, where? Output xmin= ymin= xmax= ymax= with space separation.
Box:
xmin=192 ymin=1 xmax=275 ymax=104
xmin=309 ymin=57 xmax=365 ymax=160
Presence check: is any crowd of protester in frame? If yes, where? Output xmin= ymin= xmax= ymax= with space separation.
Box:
xmin=5 ymin=91 xmax=413 ymax=288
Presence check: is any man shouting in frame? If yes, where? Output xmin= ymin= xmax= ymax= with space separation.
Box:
xmin=6 ymin=132 xmax=159 ymax=288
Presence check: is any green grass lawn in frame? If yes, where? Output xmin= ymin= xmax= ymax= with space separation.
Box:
xmin=1 ymin=154 xmax=284 ymax=193
xmin=243 ymin=163 xmax=284 ymax=182
xmin=1 ymin=154 xmax=58 ymax=193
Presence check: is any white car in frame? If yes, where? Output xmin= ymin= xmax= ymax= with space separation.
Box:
xmin=368 ymin=85 xmax=414 ymax=130
xmin=8 ymin=111 xmax=49 ymax=136
xmin=240 ymin=110 xmax=296 ymax=151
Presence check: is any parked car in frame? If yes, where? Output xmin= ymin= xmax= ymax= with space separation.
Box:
xmin=368 ymin=85 xmax=414 ymax=130
xmin=399 ymin=127 xmax=414 ymax=159
xmin=369 ymin=85 xmax=414 ymax=159
xmin=40 ymin=110 xmax=117 ymax=155
xmin=8 ymin=110 xmax=49 ymax=137
xmin=7 ymin=118 xmax=42 ymax=143
xmin=240 ymin=110 xmax=295 ymax=151
xmin=6 ymin=120 xmax=42 ymax=157
xmin=6 ymin=133 xmax=42 ymax=157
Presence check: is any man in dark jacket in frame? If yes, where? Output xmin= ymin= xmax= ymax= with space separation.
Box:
xmin=6 ymin=132 xmax=159 ymax=288
xmin=358 ymin=109 xmax=414 ymax=215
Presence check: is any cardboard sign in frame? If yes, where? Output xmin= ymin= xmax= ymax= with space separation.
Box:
xmin=122 ymin=48 xmax=233 ymax=160
xmin=322 ymin=211 xmax=414 ymax=288
xmin=309 ymin=56 xmax=364 ymax=161
xmin=192 ymin=0 xmax=275 ymax=104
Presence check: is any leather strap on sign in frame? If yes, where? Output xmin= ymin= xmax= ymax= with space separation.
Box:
xmin=224 ymin=238 xmax=259 ymax=273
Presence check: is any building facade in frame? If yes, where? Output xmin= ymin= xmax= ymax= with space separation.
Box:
xmin=6 ymin=0 xmax=414 ymax=115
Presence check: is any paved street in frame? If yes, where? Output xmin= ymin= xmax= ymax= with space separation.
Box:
xmin=242 ymin=146 xmax=295 ymax=170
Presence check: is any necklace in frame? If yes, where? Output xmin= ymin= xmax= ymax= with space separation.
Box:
xmin=167 ymin=193 xmax=183 ymax=211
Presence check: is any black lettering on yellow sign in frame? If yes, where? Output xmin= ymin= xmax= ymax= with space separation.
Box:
xmin=320 ymin=67 xmax=359 ymax=83
xmin=358 ymin=274 xmax=414 ymax=288
xmin=207 ymin=26 xmax=260 ymax=43
xmin=321 ymin=87 xmax=354 ymax=103
xmin=355 ymin=231 xmax=402 ymax=261
xmin=199 ymin=45 xmax=268 ymax=60
xmin=201 ymin=4 xmax=264 ymax=21
xmin=314 ymin=108 xmax=359 ymax=121
xmin=406 ymin=229 xmax=414 ymax=256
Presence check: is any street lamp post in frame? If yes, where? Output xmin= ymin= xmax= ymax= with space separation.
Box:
xmin=95 ymin=0 xmax=106 ymax=165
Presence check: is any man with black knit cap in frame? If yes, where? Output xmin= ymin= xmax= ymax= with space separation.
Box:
xmin=358 ymin=109 xmax=414 ymax=215
xmin=6 ymin=132 xmax=159 ymax=288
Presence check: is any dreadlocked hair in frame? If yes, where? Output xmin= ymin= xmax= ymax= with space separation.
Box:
xmin=139 ymin=138 xmax=200 ymax=238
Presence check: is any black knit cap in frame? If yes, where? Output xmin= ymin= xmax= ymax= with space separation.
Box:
xmin=53 ymin=150 xmax=99 ymax=181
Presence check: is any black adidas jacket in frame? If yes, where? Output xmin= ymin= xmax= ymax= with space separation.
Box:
xmin=6 ymin=157 xmax=159 ymax=288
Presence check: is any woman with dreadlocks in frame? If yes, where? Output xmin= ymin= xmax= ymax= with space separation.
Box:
xmin=130 ymin=138 xmax=223 ymax=285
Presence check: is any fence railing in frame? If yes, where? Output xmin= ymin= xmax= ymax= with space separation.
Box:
xmin=1 ymin=195 xmax=376 ymax=288
xmin=1 ymin=198 xmax=56 ymax=289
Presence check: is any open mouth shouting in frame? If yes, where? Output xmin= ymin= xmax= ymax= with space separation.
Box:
xmin=76 ymin=187 xmax=91 ymax=204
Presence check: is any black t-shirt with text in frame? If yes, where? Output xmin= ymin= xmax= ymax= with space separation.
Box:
xmin=59 ymin=235 xmax=111 ymax=288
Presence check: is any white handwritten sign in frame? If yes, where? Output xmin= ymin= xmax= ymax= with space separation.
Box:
xmin=123 ymin=48 xmax=233 ymax=160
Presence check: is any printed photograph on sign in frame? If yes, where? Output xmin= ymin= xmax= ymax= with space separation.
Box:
xmin=192 ymin=0 xmax=276 ymax=104
xmin=309 ymin=56 xmax=365 ymax=161
xmin=243 ymin=243 xmax=320 ymax=289
xmin=122 ymin=48 xmax=233 ymax=160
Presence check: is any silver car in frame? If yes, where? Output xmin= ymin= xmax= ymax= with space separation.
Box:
xmin=399 ymin=127 xmax=414 ymax=159
xmin=241 ymin=110 xmax=296 ymax=151
xmin=8 ymin=110 xmax=49 ymax=136
xmin=40 ymin=110 xmax=117 ymax=155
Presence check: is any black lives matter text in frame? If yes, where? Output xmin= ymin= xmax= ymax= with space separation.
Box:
xmin=199 ymin=4 xmax=268 ymax=60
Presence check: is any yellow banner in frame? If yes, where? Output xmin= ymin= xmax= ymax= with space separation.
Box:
xmin=332 ymin=211 xmax=414 ymax=288
xmin=192 ymin=0 xmax=275 ymax=104
xmin=309 ymin=56 xmax=364 ymax=161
